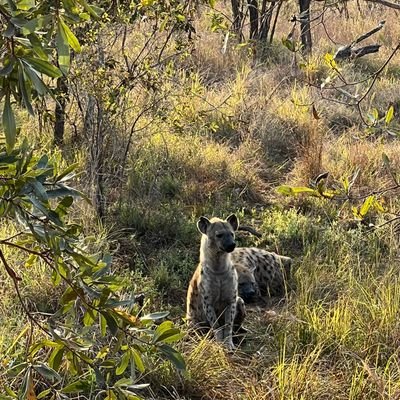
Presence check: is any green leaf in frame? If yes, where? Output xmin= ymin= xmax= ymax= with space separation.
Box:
xmin=154 ymin=328 xmax=183 ymax=344
xmin=3 ymin=386 xmax=18 ymax=398
xmin=37 ymin=389 xmax=51 ymax=399
xmin=276 ymin=185 xmax=318 ymax=197
xmin=140 ymin=0 xmax=155 ymax=6
xmin=140 ymin=311 xmax=169 ymax=323
xmin=18 ymin=61 xmax=34 ymax=116
xmin=56 ymin=18 xmax=70 ymax=74
xmin=116 ymin=350 xmax=131 ymax=375
xmin=48 ymin=346 xmax=64 ymax=371
xmin=324 ymin=53 xmax=337 ymax=69
xmin=100 ymin=313 xmax=107 ymax=336
xmin=385 ymin=105 xmax=394 ymax=125
xmin=61 ymin=379 xmax=91 ymax=394
xmin=16 ymin=0 xmax=35 ymax=11
xmin=76 ymin=0 xmax=103 ymax=19
xmin=22 ymin=17 xmax=43 ymax=35
xmin=382 ymin=152 xmax=390 ymax=167
xmin=33 ymin=363 xmax=61 ymax=383
xmin=24 ymin=253 xmax=37 ymax=268
xmin=28 ymin=33 xmax=48 ymax=60
xmin=55 ymin=195 xmax=73 ymax=218
xmin=21 ymin=60 xmax=47 ymax=95
xmin=130 ymin=348 xmax=145 ymax=373
xmin=4 ymin=22 xmax=16 ymax=37
xmin=359 ymin=195 xmax=375 ymax=218
xmin=104 ymin=389 xmax=117 ymax=400
xmin=0 ymin=58 xmax=15 ymax=76
xmin=101 ymin=311 xmax=118 ymax=335
xmin=29 ymin=179 xmax=49 ymax=202
xmin=18 ymin=369 xmax=31 ymax=400
xmin=3 ymin=93 xmax=17 ymax=153
xmin=153 ymin=321 xmax=175 ymax=342
xmin=158 ymin=344 xmax=186 ymax=370
xmin=83 ymin=308 xmax=97 ymax=326
xmin=372 ymin=108 xmax=379 ymax=122
xmin=46 ymin=186 xmax=86 ymax=200
xmin=282 ymin=37 xmax=296 ymax=52
xmin=59 ymin=16 xmax=81 ymax=52
xmin=24 ymin=57 xmax=62 ymax=78
xmin=54 ymin=162 xmax=79 ymax=182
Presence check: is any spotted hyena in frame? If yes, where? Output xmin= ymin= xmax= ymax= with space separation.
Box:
xmin=231 ymin=248 xmax=292 ymax=302
xmin=186 ymin=214 xmax=246 ymax=350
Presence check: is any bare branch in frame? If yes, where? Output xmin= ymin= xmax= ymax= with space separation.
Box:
xmin=334 ymin=21 xmax=385 ymax=60
xmin=365 ymin=0 xmax=400 ymax=10
xmin=238 ymin=225 xmax=262 ymax=238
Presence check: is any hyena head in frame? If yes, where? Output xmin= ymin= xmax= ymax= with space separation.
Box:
xmin=235 ymin=264 xmax=258 ymax=303
xmin=197 ymin=214 xmax=239 ymax=253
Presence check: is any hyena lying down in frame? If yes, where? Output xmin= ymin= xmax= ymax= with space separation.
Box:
xmin=186 ymin=214 xmax=245 ymax=350
xmin=232 ymin=248 xmax=292 ymax=303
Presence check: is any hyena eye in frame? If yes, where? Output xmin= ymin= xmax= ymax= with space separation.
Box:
xmin=216 ymin=233 xmax=223 ymax=238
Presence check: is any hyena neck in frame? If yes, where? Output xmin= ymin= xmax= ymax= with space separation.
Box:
xmin=199 ymin=237 xmax=232 ymax=273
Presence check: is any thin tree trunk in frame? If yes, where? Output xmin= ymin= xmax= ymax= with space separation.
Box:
xmin=299 ymin=0 xmax=312 ymax=54
xmin=259 ymin=1 xmax=274 ymax=41
xmin=248 ymin=0 xmax=259 ymax=39
xmin=54 ymin=76 xmax=68 ymax=146
xmin=85 ymin=34 xmax=106 ymax=222
xmin=269 ymin=1 xmax=282 ymax=44
xmin=94 ymin=100 xmax=105 ymax=222
xmin=231 ymin=0 xmax=243 ymax=36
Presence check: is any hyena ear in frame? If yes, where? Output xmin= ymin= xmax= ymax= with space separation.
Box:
xmin=226 ymin=214 xmax=239 ymax=231
xmin=197 ymin=216 xmax=210 ymax=235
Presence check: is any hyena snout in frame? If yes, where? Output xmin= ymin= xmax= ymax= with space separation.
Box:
xmin=218 ymin=235 xmax=236 ymax=253
xmin=239 ymin=282 xmax=257 ymax=302
xmin=224 ymin=239 xmax=236 ymax=253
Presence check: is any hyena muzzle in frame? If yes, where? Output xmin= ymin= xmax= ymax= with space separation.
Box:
xmin=186 ymin=214 xmax=246 ymax=350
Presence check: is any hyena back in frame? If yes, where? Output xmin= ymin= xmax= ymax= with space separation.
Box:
xmin=186 ymin=214 xmax=246 ymax=350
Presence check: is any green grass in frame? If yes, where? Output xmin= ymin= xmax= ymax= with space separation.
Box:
xmin=2 ymin=1 xmax=400 ymax=398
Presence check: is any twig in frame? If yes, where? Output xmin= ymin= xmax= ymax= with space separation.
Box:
xmin=334 ymin=21 xmax=385 ymax=60
xmin=357 ymin=42 xmax=400 ymax=104
xmin=238 ymin=225 xmax=262 ymax=238
xmin=365 ymin=0 xmax=400 ymax=10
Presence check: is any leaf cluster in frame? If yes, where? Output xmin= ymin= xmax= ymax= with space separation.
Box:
xmin=0 ymin=0 xmax=101 ymax=152
xmin=0 ymin=142 xmax=185 ymax=399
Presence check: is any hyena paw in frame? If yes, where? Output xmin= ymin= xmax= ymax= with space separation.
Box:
xmin=224 ymin=338 xmax=236 ymax=351
xmin=214 ymin=328 xmax=224 ymax=342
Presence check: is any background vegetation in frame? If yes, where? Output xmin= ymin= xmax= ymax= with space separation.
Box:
xmin=1 ymin=0 xmax=400 ymax=398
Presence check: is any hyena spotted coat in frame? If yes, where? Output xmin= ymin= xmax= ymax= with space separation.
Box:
xmin=231 ymin=248 xmax=292 ymax=302
xmin=186 ymin=214 xmax=245 ymax=350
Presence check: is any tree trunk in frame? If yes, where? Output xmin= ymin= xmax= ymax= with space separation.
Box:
xmin=248 ymin=0 xmax=259 ymax=39
xmin=54 ymin=76 xmax=68 ymax=146
xmin=231 ymin=0 xmax=243 ymax=37
xmin=85 ymin=34 xmax=107 ymax=222
xmin=299 ymin=0 xmax=312 ymax=54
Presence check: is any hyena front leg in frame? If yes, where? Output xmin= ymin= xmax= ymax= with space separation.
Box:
xmin=222 ymin=302 xmax=237 ymax=350
xmin=203 ymin=301 xmax=223 ymax=342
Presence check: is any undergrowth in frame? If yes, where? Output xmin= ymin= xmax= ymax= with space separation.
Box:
xmin=2 ymin=1 xmax=400 ymax=399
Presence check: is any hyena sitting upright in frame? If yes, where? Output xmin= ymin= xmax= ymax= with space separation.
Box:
xmin=186 ymin=214 xmax=246 ymax=350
